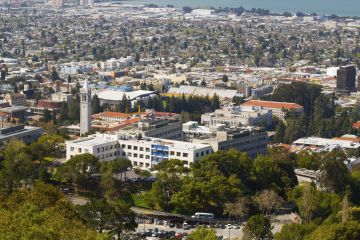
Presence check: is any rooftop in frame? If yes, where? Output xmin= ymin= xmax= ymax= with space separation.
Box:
xmin=97 ymin=89 xmax=156 ymax=101
xmin=241 ymin=100 xmax=304 ymax=110
xmin=68 ymin=133 xmax=210 ymax=151
xmin=293 ymin=137 xmax=360 ymax=149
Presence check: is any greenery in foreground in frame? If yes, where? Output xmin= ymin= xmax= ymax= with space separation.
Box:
xmin=142 ymin=148 xmax=360 ymax=240
xmin=0 ymin=183 xmax=108 ymax=240
xmin=1 ymin=134 xmax=360 ymax=239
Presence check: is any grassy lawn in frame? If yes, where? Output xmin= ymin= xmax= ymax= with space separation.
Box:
xmin=132 ymin=192 xmax=150 ymax=209
xmin=43 ymin=156 xmax=56 ymax=162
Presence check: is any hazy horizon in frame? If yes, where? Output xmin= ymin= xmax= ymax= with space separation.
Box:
xmin=129 ymin=0 xmax=360 ymax=17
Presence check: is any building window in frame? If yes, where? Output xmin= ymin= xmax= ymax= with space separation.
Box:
xmin=122 ymin=144 xmax=126 ymax=148
xmin=127 ymin=145 xmax=132 ymax=149
xmin=133 ymin=161 xmax=137 ymax=166
xmin=78 ymin=148 xmax=82 ymax=153
xmin=145 ymin=163 xmax=150 ymax=168
xmin=134 ymin=153 xmax=138 ymax=158
xmin=140 ymin=147 xmax=144 ymax=151
xmin=146 ymin=148 xmax=150 ymax=152
xmin=70 ymin=147 xmax=74 ymax=151
xmin=128 ymin=153 xmax=132 ymax=157
xmin=183 ymin=153 xmax=188 ymax=158
xmin=170 ymin=151 xmax=175 ymax=155
xmin=196 ymin=153 xmax=199 ymax=158
xmin=140 ymin=154 xmax=144 ymax=158
xmin=145 ymin=155 xmax=150 ymax=159
xmin=177 ymin=152 xmax=181 ymax=157
xmin=134 ymin=146 xmax=138 ymax=150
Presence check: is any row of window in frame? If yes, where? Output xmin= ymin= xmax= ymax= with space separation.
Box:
xmin=132 ymin=160 xmax=189 ymax=168
xmin=123 ymin=144 xmax=151 ymax=152
xmin=169 ymin=151 xmax=188 ymax=158
xmin=195 ymin=149 xmax=211 ymax=158
xmin=150 ymin=128 xmax=182 ymax=138
xmin=133 ymin=161 xmax=151 ymax=168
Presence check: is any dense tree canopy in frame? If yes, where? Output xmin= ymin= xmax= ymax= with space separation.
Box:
xmin=0 ymin=183 xmax=108 ymax=240
xmin=145 ymin=149 xmax=297 ymax=216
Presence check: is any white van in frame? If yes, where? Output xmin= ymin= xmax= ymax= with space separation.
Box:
xmin=191 ymin=212 xmax=214 ymax=219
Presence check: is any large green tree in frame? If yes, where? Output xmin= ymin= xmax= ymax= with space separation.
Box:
xmin=243 ymin=214 xmax=274 ymax=240
xmin=0 ymin=183 xmax=108 ymax=240
xmin=57 ymin=153 xmax=99 ymax=192
xmin=0 ymin=139 xmax=34 ymax=195
xmin=188 ymin=226 xmax=217 ymax=240
xmin=92 ymin=94 xmax=102 ymax=114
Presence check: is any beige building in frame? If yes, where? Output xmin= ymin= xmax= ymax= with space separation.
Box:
xmin=4 ymin=93 xmax=26 ymax=106
xmin=241 ymin=100 xmax=304 ymax=121
xmin=52 ymin=0 xmax=63 ymax=7
xmin=201 ymin=105 xmax=272 ymax=127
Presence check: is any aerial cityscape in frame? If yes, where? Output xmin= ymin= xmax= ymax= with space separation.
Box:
xmin=0 ymin=0 xmax=359 ymax=240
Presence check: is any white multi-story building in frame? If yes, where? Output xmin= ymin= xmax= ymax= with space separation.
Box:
xmin=183 ymin=122 xmax=269 ymax=158
xmin=201 ymin=106 xmax=272 ymax=127
xmin=66 ymin=133 xmax=213 ymax=169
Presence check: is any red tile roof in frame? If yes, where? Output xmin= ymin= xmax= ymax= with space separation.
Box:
xmin=353 ymin=121 xmax=360 ymax=129
xmin=332 ymin=137 xmax=360 ymax=142
xmin=100 ymin=112 xmax=131 ymax=118
xmin=241 ymin=100 xmax=303 ymax=110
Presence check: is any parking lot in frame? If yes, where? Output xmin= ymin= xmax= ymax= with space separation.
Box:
xmin=136 ymin=223 xmax=241 ymax=239
xmin=135 ymin=214 xmax=294 ymax=239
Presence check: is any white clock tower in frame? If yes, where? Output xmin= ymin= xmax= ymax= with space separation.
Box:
xmin=80 ymin=79 xmax=91 ymax=135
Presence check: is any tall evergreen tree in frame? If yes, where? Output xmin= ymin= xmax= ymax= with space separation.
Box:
xmin=92 ymin=95 xmax=102 ymax=114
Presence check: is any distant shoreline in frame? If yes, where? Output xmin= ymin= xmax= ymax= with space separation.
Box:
xmin=111 ymin=0 xmax=360 ymax=18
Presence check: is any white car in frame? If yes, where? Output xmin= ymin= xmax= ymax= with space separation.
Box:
xmin=226 ymin=224 xmax=233 ymax=229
